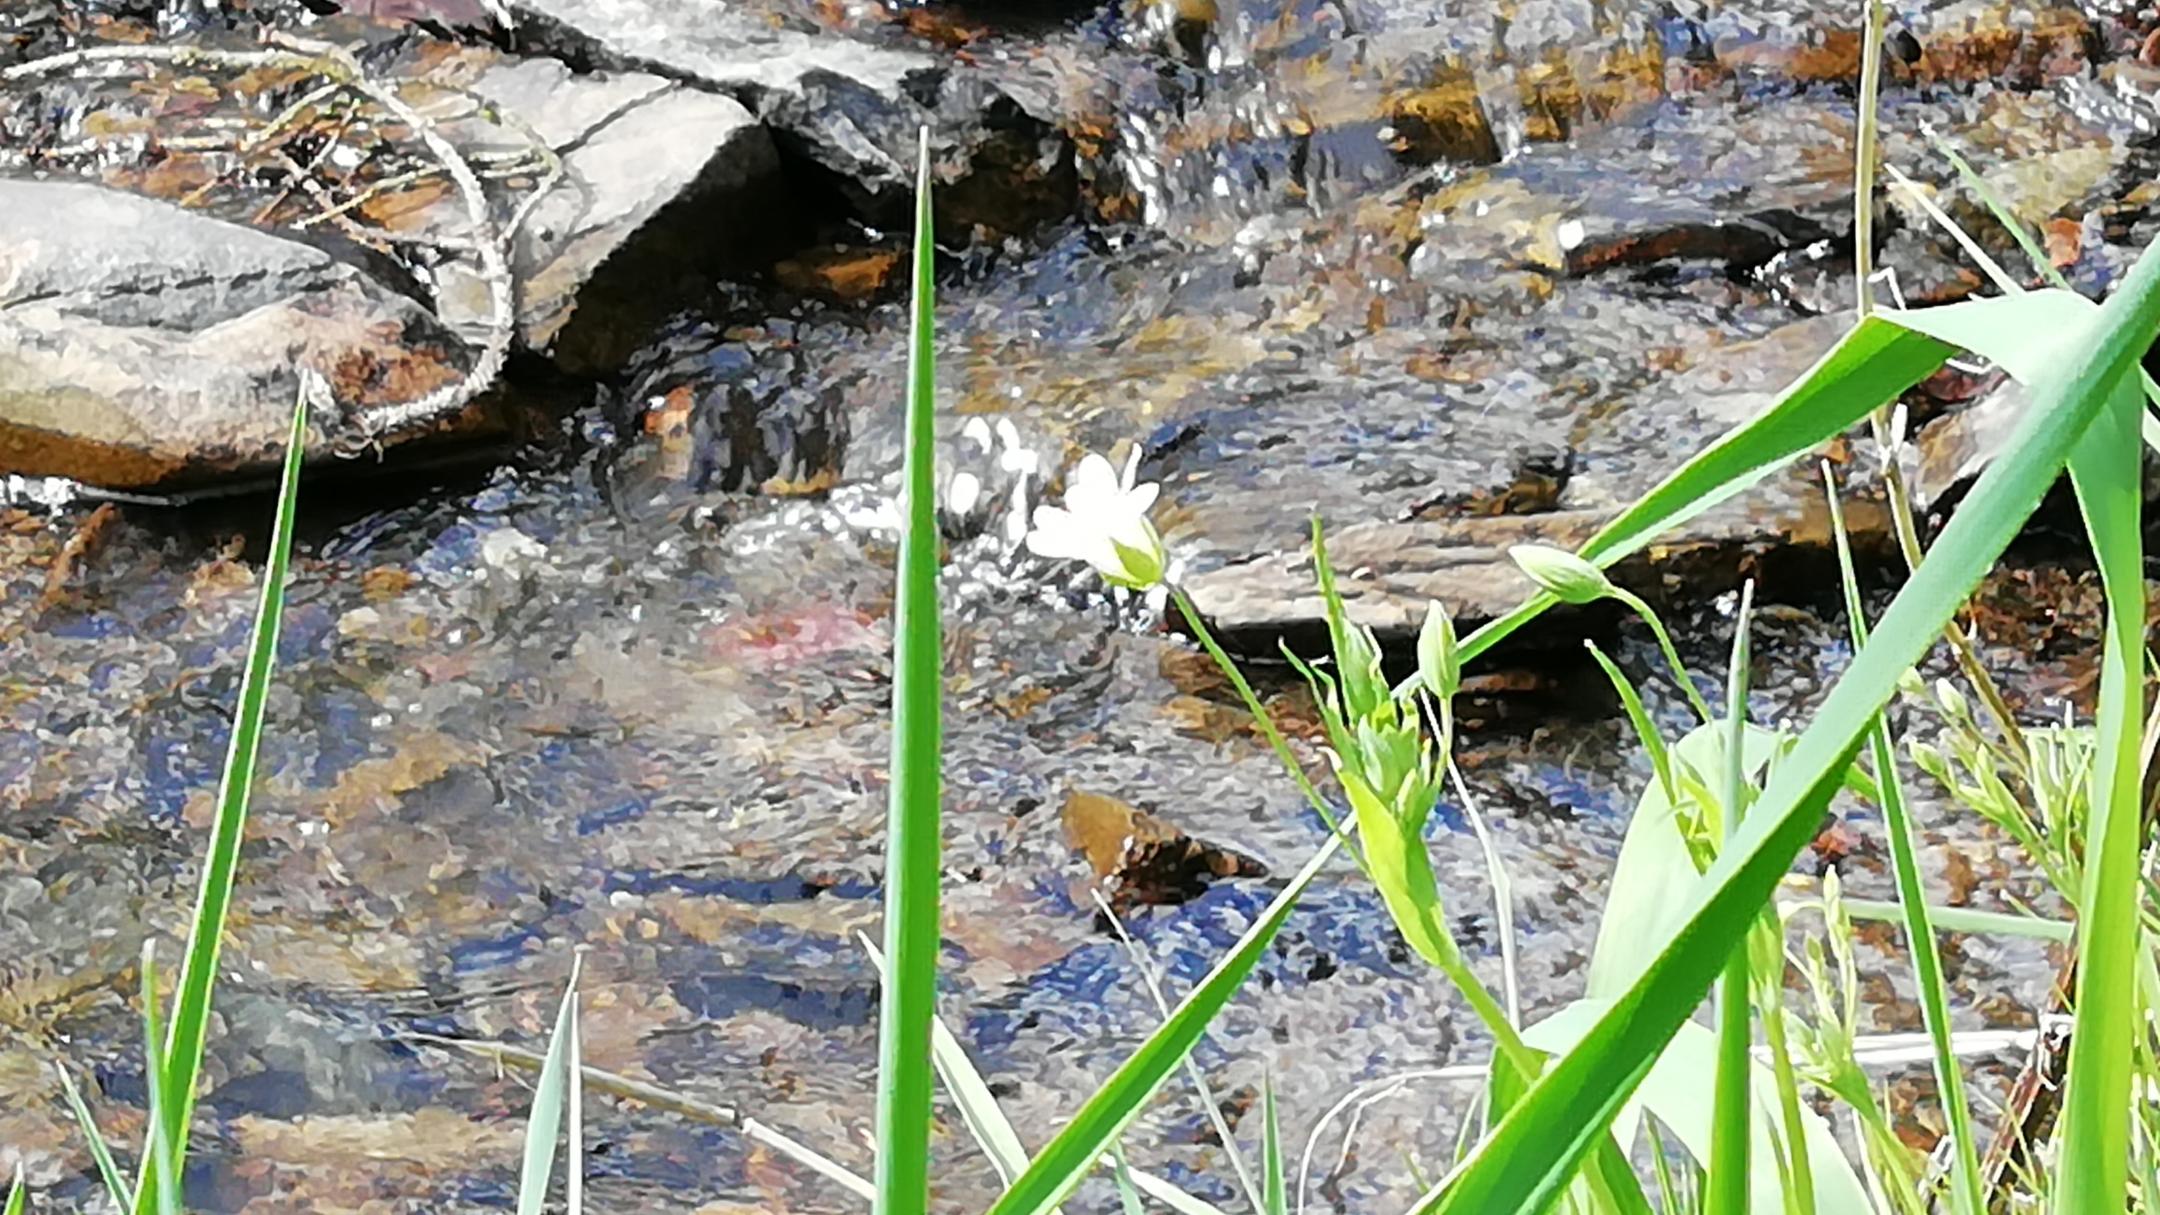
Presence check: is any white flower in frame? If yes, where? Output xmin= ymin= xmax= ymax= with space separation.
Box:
xmin=1025 ymin=450 xmax=1167 ymax=589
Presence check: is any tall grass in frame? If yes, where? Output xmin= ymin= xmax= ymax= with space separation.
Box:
xmin=872 ymin=128 xmax=948 ymax=1215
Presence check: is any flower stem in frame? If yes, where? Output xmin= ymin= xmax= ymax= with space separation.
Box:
xmin=1171 ymin=586 xmax=1363 ymax=862
xmin=1613 ymin=588 xmax=1716 ymax=724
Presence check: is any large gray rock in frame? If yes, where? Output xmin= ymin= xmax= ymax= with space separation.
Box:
xmin=426 ymin=51 xmax=782 ymax=372
xmin=509 ymin=0 xmax=1073 ymax=230
xmin=0 ymin=179 xmax=478 ymax=489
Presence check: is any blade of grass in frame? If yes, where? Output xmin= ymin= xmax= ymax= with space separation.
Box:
xmin=984 ymin=833 xmax=1344 ymax=1215
xmin=4 ymin=1164 xmax=22 ymax=1215
xmin=874 ymin=126 xmax=945 ymax=1215
xmin=1833 ymin=899 xmax=2072 ymax=943
xmin=1416 ymin=234 xmax=2160 ymax=1215
xmin=1090 ymin=892 xmax=1266 ymax=1212
xmin=139 ymin=945 xmax=177 ymax=1215
xmin=1109 ymin=1143 xmax=1148 ymax=1215
xmin=861 ymin=936 xmax=1031 ymax=1188
xmin=515 ymin=954 xmax=583 ymax=1215
xmin=1263 ymin=1077 xmax=1286 ymax=1215
xmin=1705 ymin=585 xmax=1756 ymax=1215
xmin=54 ymin=1066 xmax=130 ymax=1210
xmin=1823 ymin=466 xmax=1985 ymax=1215
xmin=135 ymin=384 xmax=308 ymax=1214
xmin=567 ymin=953 xmax=585 ymax=1215
xmin=2054 ymin=354 xmax=2147 ymax=1215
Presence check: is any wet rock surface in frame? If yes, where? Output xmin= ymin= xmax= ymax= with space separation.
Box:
xmin=0 ymin=0 xmax=2143 ymax=1207
xmin=0 ymin=180 xmax=479 ymax=489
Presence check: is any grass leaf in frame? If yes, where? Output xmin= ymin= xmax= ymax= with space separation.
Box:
xmin=515 ymin=954 xmax=583 ymax=1215
xmin=4 ymin=1164 xmax=23 ymax=1215
xmin=984 ymin=835 xmax=1344 ymax=1215
xmin=1705 ymin=586 xmax=1755 ymax=1215
xmin=874 ymin=125 xmax=946 ymax=1215
xmin=133 ymin=384 xmax=307 ymax=1213
xmin=54 ymin=1066 xmax=130 ymax=1210
xmin=2054 ymin=367 xmax=2147 ymax=1215
xmin=1419 ymin=239 xmax=2160 ymax=1215
xmin=1824 ymin=467 xmax=1984 ymax=1215
xmin=1263 ymin=1076 xmax=1286 ymax=1215
xmin=139 ymin=944 xmax=178 ymax=1215
xmin=1522 ymin=1002 xmax=1870 ymax=1214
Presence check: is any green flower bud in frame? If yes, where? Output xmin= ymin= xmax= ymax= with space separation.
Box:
xmin=1934 ymin=678 xmax=1971 ymax=722
xmin=1508 ymin=544 xmax=1614 ymax=605
xmin=1417 ymin=600 xmax=1460 ymax=702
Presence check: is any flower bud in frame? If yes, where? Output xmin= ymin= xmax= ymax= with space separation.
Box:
xmin=1417 ymin=600 xmax=1461 ymax=702
xmin=1934 ymin=678 xmax=1970 ymax=722
xmin=1509 ymin=544 xmax=1614 ymax=605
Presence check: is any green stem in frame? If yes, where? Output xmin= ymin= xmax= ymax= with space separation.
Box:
xmin=1613 ymin=589 xmax=1715 ymax=725
xmin=1706 ymin=586 xmax=1755 ymax=1215
xmin=1753 ymin=918 xmax=1816 ymax=1215
xmin=1172 ymin=586 xmax=1364 ymax=863
xmin=1853 ymin=0 xmax=1885 ymax=315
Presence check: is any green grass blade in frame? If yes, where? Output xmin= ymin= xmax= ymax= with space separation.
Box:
xmin=1586 ymin=642 xmax=1677 ymax=804
xmin=1108 ymin=1143 xmax=1147 ymax=1215
xmin=985 ymin=835 xmax=1344 ymax=1215
xmin=1091 ymin=892 xmax=1265 ymax=1211
xmin=1824 ymin=467 xmax=1984 ymax=1215
xmin=1521 ymin=1001 xmax=1870 ymax=1214
xmin=1263 ymin=1076 xmax=1286 ymax=1215
xmin=1457 ymin=312 xmax=1957 ymax=665
xmin=874 ymin=126 xmax=945 ymax=1215
xmin=54 ymin=1066 xmax=130 ymax=1210
xmin=2054 ymin=370 xmax=2147 ymax=1215
xmin=139 ymin=945 xmax=178 ymax=1215
xmin=4 ymin=1164 xmax=22 ymax=1215
xmin=515 ymin=955 xmax=583 ymax=1215
xmin=1418 ymin=236 xmax=2160 ymax=1215
xmin=1706 ymin=585 xmax=1755 ymax=1215
xmin=135 ymin=387 xmax=308 ymax=1213
xmin=1833 ymin=899 xmax=2072 ymax=943
xmin=567 ymin=958 xmax=585 ymax=1215
xmin=862 ymin=936 xmax=1033 ymax=1188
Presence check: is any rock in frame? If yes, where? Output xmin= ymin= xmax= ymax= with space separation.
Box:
xmin=1060 ymin=789 xmax=1266 ymax=909
xmin=614 ymin=314 xmax=850 ymax=496
xmin=509 ymin=0 xmax=1073 ymax=234
xmin=423 ymin=51 xmax=783 ymax=373
xmin=0 ymin=180 xmax=480 ymax=490
xmin=1386 ymin=63 xmax=1502 ymax=166
xmin=1177 ymin=311 xmax=1896 ymax=645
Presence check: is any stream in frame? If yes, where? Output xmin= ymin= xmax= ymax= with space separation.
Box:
xmin=0 ymin=0 xmax=2130 ymax=1209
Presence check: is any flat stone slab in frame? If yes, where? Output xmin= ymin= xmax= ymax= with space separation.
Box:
xmin=424 ymin=51 xmax=780 ymax=371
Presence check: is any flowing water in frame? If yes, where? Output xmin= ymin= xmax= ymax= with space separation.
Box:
xmin=0 ymin=0 xmax=2134 ymax=1209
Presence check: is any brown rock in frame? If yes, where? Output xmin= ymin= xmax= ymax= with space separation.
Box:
xmin=1061 ymin=790 xmax=1266 ymax=908
xmin=1387 ymin=65 xmax=1502 ymax=166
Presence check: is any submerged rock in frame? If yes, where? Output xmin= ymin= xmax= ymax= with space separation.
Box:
xmin=1061 ymin=789 xmax=1267 ymax=909
xmin=0 ymin=180 xmax=481 ymax=490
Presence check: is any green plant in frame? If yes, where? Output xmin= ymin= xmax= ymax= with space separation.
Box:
xmin=1415 ymin=235 xmax=2160 ymax=1215
xmin=871 ymin=127 xmax=948 ymax=1215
